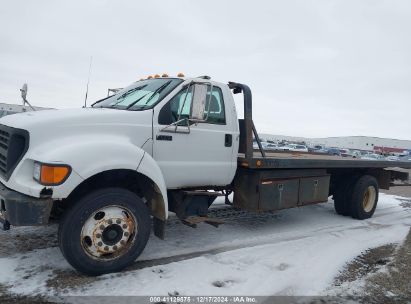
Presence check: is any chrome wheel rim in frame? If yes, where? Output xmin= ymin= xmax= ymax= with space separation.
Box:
xmin=80 ymin=205 xmax=137 ymax=260
xmin=362 ymin=186 xmax=376 ymax=213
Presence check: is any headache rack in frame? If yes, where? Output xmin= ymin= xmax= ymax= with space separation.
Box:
xmin=228 ymin=82 xmax=266 ymax=160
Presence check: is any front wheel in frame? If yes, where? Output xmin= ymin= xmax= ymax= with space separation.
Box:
xmin=58 ymin=188 xmax=151 ymax=275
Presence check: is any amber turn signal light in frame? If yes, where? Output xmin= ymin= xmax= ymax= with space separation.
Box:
xmin=34 ymin=162 xmax=71 ymax=185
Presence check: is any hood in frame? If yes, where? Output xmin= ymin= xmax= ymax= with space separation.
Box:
xmin=0 ymin=107 xmax=153 ymax=149
xmin=0 ymin=107 xmax=149 ymax=129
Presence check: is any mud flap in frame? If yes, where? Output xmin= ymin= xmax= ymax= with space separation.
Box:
xmin=153 ymin=217 xmax=165 ymax=240
xmin=0 ymin=213 xmax=10 ymax=231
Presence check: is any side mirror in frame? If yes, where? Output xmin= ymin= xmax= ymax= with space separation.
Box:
xmin=20 ymin=83 xmax=28 ymax=101
xmin=190 ymin=84 xmax=208 ymax=121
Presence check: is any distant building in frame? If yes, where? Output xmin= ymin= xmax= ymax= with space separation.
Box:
xmin=260 ymin=134 xmax=411 ymax=153
xmin=0 ymin=102 xmax=51 ymax=118
xmin=311 ymin=136 xmax=411 ymax=153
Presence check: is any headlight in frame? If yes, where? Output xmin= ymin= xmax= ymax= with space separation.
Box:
xmin=33 ymin=162 xmax=41 ymax=181
xmin=33 ymin=162 xmax=71 ymax=186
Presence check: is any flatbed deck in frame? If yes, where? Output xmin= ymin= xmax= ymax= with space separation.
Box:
xmin=238 ymin=151 xmax=411 ymax=170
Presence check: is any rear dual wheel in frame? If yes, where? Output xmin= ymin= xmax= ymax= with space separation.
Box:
xmin=334 ymin=175 xmax=378 ymax=220
xmin=58 ymin=188 xmax=151 ymax=276
xmin=333 ymin=177 xmax=356 ymax=216
xmin=350 ymin=175 xmax=378 ymax=219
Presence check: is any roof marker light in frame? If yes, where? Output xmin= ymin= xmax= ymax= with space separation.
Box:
xmin=177 ymin=72 xmax=185 ymax=77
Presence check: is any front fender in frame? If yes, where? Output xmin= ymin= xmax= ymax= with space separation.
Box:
xmin=137 ymin=152 xmax=169 ymax=220
xmin=12 ymin=135 xmax=147 ymax=198
xmin=8 ymin=135 xmax=169 ymax=221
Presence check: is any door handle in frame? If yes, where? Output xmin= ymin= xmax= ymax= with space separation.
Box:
xmin=225 ymin=134 xmax=232 ymax=147
xmin=156 ymin=135 xmax=172 ymax=141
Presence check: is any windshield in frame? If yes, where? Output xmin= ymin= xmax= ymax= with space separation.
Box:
xmin=92 ymin=78 xmax=183 ymax=110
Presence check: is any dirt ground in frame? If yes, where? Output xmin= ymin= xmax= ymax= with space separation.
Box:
xmin=331 ymin=225 xmax=411 ymax=303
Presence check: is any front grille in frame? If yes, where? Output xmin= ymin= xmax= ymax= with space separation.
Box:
xmin=0 ymin=124 xmax=29 ymax=181
xmin=0 ymin=129 xmax=10 ymax=175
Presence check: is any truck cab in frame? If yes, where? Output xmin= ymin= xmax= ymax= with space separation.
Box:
xmin=0 ymin=76 xmax=241 ymax=275
xmin=93 ymin=76 xmax=240 ymax=189
xmin=0 ymin=77 xmax=239 ymax=206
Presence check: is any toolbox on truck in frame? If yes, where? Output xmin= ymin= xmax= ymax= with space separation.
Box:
xmin=233 ymin=168 xmax=330 ymax=212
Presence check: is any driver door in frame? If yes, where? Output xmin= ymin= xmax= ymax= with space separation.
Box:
xmin=152 ymin=84 xmax=236 ymax=189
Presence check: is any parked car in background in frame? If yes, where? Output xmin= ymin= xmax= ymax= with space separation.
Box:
xmin=309 ymin=145 xmax=328 ymax=154
xmin=287 ymin=144 xmax=309 ymax=152
xmin=327 ymin=148 xmax=341 ymax=156
xmin=348 ymin=150 xmax=362 ymax=158
xmin=253 ymin=141 xmax=278 ymax=151
xmin=339 ymin=149 xmax=350 ymax=157
xmin=263 ymin=142 xmax=278 ymax=151
xmin=361 ymin=153 xmax=385 ymax=160
xmin=275 ymin=144 xmax=291 ymax=151
xmin=399 ymin=150 xmax=410 ymax=157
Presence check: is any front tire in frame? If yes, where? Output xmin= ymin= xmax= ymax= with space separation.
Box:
xmin=58 ymin=188 xmax=151 ymax=275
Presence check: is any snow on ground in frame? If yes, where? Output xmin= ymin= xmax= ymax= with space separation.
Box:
xmin=0 ymin=193 xmax=410 ymax=297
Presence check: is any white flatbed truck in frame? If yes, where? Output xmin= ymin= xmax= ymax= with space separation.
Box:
xmin=0 ymin=75 xmax=410 ymax=275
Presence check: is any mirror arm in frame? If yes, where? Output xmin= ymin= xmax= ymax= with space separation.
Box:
xmin=160 ymin=118 xmax=191 ymax=134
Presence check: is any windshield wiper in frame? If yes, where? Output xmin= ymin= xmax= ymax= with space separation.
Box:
xmin=124 ymin=91 xmax=153 ymax=110
xmin=108 ymin=85 xmax=147 ymax=108
xmin=144 ymin=80 xmax=172 ymax=105
xmin=91 ymin=95 xmax=112 ymax=107
xmin=127 ymin=80 xmax=173 ymax=110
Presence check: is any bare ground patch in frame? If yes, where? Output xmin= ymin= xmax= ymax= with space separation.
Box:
xmin=398 ymin=198 xmax=411 ymax=209
xmin=363 ymin=228 xmax=411 ymax=303
xmin=332 ymin=228 xmax=411 ymax=303
xmin=0 ymin=284 xmax=53 ymax=304
xmin=0 ymin=225 xmax=57 ymax=258
xmin=334 ymin=244 xmax=396 ymax=285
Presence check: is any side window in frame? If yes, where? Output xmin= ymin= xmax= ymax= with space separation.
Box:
xmin=205 ymin=86 xmax=225 ymax=125
xmin=158 ymin=84 xmax=226 ymax=125
xmin=176 ymin=89 xmax=193 ymax=118
xmin=158 ymin=86 xmax=193 ymax=125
